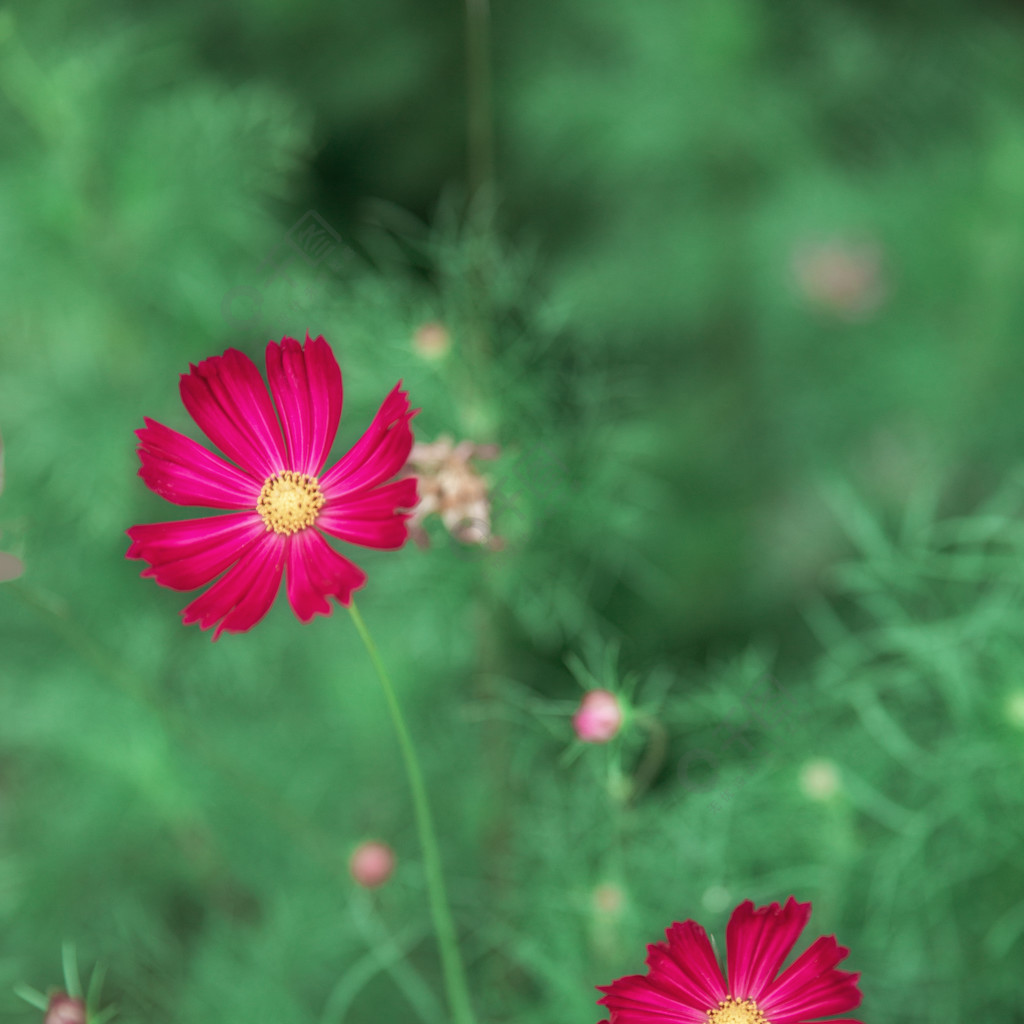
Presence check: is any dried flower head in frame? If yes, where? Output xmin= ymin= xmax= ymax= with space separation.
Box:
xmin=404 ymin=435 xmax=501 ymax=549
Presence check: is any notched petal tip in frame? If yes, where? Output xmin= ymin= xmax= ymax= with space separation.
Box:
xmin=125 ymin=514 xmax=266 ymax=594
xmin=179 ymin=347 xmax=287 ymax=479
xmin=285 ymin=529 xmax=367 ymax=623
xmin=133 ymin=419 xmax=261 ymax=508
xmin=317 ymin=476 xmax=419 ymax=551
xmin=265 ymin=332 xmax=344 ymax=475
xmin=178 ymin=531 xmax=285 ymax=639
xmin=759 ymin=931 xmax=862 ymax=1022
xmin=320 ymin=381 xmax=417 ymax=499
xmin=726 ymin=896 xmax=814 ymax=1002
xmin=267 ymin=334 xmax=303 ymax=357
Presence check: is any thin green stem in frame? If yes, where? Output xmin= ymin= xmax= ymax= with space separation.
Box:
xmin=347 ymin=601 xmax=476 ymax=1024
xmin=628 ymin=714 xmax=669 ymax=806
xmin=4 ymin=582 xmax=447 ymax=1016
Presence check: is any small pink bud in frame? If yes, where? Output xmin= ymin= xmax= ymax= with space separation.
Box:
xmin=349 ymin=840 xmax=396 ymax=889
xmin=45 ymin=994 xmax=86 ymax=1024
xmin=573 ymin=689 xmax=624 ymax=743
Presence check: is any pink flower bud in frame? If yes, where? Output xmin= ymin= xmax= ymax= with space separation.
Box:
xmin=45 ymin=995 xmax=86 ymax=1024
xmin=349 ymin=840 xmax=396 ymax=889
xmin=573 ymin=689 xmax=624 ymax=744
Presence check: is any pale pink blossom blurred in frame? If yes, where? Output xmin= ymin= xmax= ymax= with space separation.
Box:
xmin=573 ymin=689 xmax=624 ymax=743
xmin=349 ymin=840 xmax=396 ymax=889
xmin=791 ymin=238 xmax=885 ymax=319
xmin=44 ymin=995 xmax=86 ymax=1024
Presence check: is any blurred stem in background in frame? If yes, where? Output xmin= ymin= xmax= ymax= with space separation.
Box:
xmin=464 ymin=0 xmax=494 ymax=207
xmin=628 ymin=714 xmax=669 ymax=806
xmin=347 ymin=601 xmax=477 ymax=1024
xmin=459 ymin=0 xmax=495 ymax=386
xmin=456 ymin=6 xmax=515 ymax=1008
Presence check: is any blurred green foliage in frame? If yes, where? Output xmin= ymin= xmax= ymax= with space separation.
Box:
xmin=2 ymin=0 xmax=1024 ymax=1021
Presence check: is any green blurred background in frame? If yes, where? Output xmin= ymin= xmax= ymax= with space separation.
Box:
xmin=3 ymin=0 xmax=1024 ymax=1020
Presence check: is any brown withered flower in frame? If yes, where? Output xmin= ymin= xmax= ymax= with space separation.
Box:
xmin=404 ymin=436 xmax=502 ymax=549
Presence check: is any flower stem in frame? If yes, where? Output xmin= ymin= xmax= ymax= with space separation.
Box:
xmin=347 ymin=601 xmax=476 ymax=1024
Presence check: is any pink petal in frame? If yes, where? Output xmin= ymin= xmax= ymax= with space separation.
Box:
xmin=317 ymin=477 xmax=418 ymax=550
xmin=285 ymin=528 xmax=367 ymax=621
xmin=126 ymin=513 xmax=266 ymax=590
xmin=265 ymin=334 xmax=343 ymax=475
xmin=597 ymin=972 xmax=708 ymax=1023
xmin=725 ymin=897 xmax=812 ymax=1001
xmin=759 ymin=935 xmax=862 ymax=1024
xmin=599 ymin=920 xmax=726 ymax=1023
xmin=135 ymin=418 xmax=262 ymax=508
xmin=181 ymin=531 xmax=285 ymax=639
xmin=319 ymin=383 xmax=415 ymax=499
xmin=656 ymin=921 xmax=729 ymax=1007
xmin=179 ymin=348 xmax=287 ymax=480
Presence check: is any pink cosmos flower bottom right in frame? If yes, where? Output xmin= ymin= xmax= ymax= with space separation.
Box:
xmin=597 ymin=897 xmax=862 ymax=1024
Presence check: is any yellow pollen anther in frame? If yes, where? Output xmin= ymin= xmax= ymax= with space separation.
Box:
xmin=706 ymin=997 xmax=770 ymax=1024
xmin=257 ymin=471 xmax=324 ymax=535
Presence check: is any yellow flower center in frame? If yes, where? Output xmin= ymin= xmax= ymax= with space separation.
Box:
xmin=706 ymin=997 xmax=770 ymax=1024
xmin=257 ymin=471 xmax=324 ymax=535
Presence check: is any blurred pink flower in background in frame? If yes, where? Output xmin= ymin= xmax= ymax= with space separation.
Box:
xmin=126 ymin=335 xmax=417 ymax=638
xmin=592 ymin=881 xmax=627 ymax=917
xmin=349 ymin=840 xmax=396 ymax=889
xmin=791 ymin=238 xmax=885 ymax=320
xmin=44 ymin=994 xmax=86 ymax=1024
xmin=573 ymin=689 xmax=624 ymax=743
xmin=597 ymin=896 xmax=862 ymax=1024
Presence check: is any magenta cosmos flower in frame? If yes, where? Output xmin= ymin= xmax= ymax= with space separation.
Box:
xmin=126 ymin=335 xmax=417 ymax=638
xmin=597 ymin=897 xmax=862 ymax=1024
